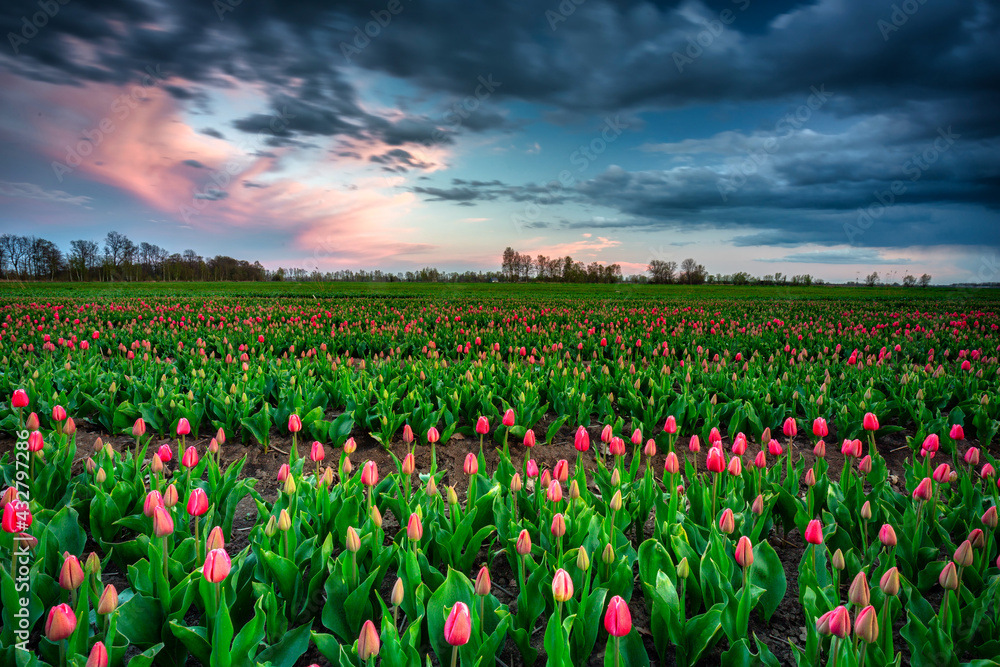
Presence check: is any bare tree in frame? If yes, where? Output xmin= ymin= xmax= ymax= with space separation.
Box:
xmin=104 ymin=231 xmax=131 ymax=268
xmin=865 ymin=271 xmax=880 ymax=287
xmin=648 ymin=259 xmax=677 ymax=284
xmin=902 ymin=274 xmax=916 ymax=287
xmin=70 ymin=240 xmax=100 ymax=281
xmin=919 ymin=273 xmax=932 ymax=287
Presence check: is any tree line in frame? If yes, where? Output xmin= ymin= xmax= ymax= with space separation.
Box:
xmin=0 ymin=232 xmax=266 ymax=282
xmin=501 ymin=247 xmax=623 ymax=283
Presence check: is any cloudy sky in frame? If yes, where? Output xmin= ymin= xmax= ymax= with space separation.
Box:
xmin=1 ymin=0 xmax=998 ymax=281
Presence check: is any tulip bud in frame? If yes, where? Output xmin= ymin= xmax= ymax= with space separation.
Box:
xmin=751 ymin=494 xmax=764 ymax=516
xmin=677 ymin=557 xmax=690 ymax=579
xmin=277 ymin=509 xmax=292 ymax=532
xmin=208 ymin=438 xmax=219 ymax=454
xmin=321 ymin=466 xmax=334 ymax=488
xmin=804 ymin=468 xmax=816 ymax=487
xmin=343 ymin=437 xmax=357 ymax=454
xmin=813 ymin=440 xmax=826 ymax=458
xmin=406 ymin=513 xmax=423 ymax=541
xmin=879 ymin=567 xmax=900 ymax=596
xmin=878 ymin=523 xmax=897 ymax=547
xmin=97 ymin=584 xmax=118 ymax=614
xmin=861 ymin=501 xmax=872 ymax=520
xmin=735 ymin=536 xmax=754 ymax=569
xmin=151 ymin=453 xmax=164 ymax=474
xmin=511 ymin=473 xmax=523 ymax=493
xmin=515 ymin=529 xmax=531 ymax=555
xmin=954 ymin=540 xmax=974 ymax=567
xmin=832 ymin=549 xmax=846 ymax=571
xmin=345 ymin=526 xmax=361 ymax=553
xmin=858 ymin=455 xmax=872 ymax=475
xmin=552 ymin=568 xmax=574 ymax=602
xmin=426 ymin=476 xmax=438 ymax=497
xmin=551 ymin=513 xmax=566 ymax=537
xmin=718 ymin=508 xmax=735 ymax=534
xmin=475 ymin=566 xmax=491 ymax=596
xmin=609 ymin=489 xmax=622 ymax=511
xmin=391 ymin=577 xmax=404 ymax=606
xmin=182 ymin=446 xmax=199 ymax=469
xmin=964 ymin=447 xmax=980 ymax=466
xmin=939 ymin=561 xmax=959 ymax=590
xmin=855 ymin=605 xmax=879 ymax=644
xmin=609 ymin=468 xmax=620 ymax=486
xmin=982 ymin=506 xmax=998 ymax=529
xmin=968 ymin=528 xmax=984 ymax=549
xmin=84 ymin=552 xmax=101 ymax=578
xmin=358 ymin=619 xmax=381 ymax=661
xmin=277 ymin=464 xmax=290 ymax=482
xmin=848 ymin=570 xmax=870 ymax=607
xmin=602 ymin=542 xmax=615 ymax=565
xmin=447 ymin=486 xmax=459 ymax=505
xmin=283 ymin=474 xmax=297 ymax=495
xmin=370 ymin=504 xmax=383 ymax=529
xmin=206 ymin=526 xmax=225 ymax=552
xmin=95 ymin=468 xmax=107 ymax=484
xmin=63 ymin=417 xmax=76 ymax=435
xmin=59 ymin=554 xmax=84 ymax=591
xmin=401 ymin=453 xmax=415 ymax=475
xmin=265 ymin=515 xmax=277 ymax=537
xmin=576 ymin=547 xmax=591 ymax=572
xmin=463 ymin=453 xmax=478 ymax=475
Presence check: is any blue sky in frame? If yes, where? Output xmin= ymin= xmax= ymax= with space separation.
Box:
xmin=1 ymin=0 xmax=998 ymax=281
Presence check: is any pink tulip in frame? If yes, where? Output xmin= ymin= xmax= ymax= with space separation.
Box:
xmin=182 ymin=446 xmax=199 ymax=469
xmin=604 ymin=596 xmax=632 ymax=637
xmin=475 ymin=416 xmax=490 ymax=435
xmin=444 ymin=602 xmax=471 ymax=646
xmin=663 ymin=415 xmax=677 ymax=434
xmin=203 ymin=548 xmax=231 ymax=583
xmin=11 ymin=389 xmax=29 ymax=408
xmin=804 ymin=519 xmax=824 ymax=545
xmin=862 ymin=413 xmax=879 ymax=431
xmin=187 ymin=488 xmax=209 ymax=517
xmin=176 ymin=418 xmax=191 ymax=436
xmin=502 ymin=409 xmax=516 ymax=427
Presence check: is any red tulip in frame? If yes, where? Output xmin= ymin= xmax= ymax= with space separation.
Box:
xmin=782 ymin=418 xmax=797 ymax=438
xmin=152 ymin=506 xmax=174 ymax=537
xmin=157 ymin=444 xmax=173 ymax=463
xmin=550 ymin=512 xmax=566 ymax=537
xmin=862 ymin=413 xmax=879 ymax=431
xmin=143 ymin=491 xmax=164 ymax=517
xmin=855 ymin=605 xmax=879 ymax=644
xmin=604 ymin=595 xmax=632 ymax=637
xmin=950 ymin=424 xmax=965 ymax=441
xmin=45 ymin=603 xmax=77 ymax=641
xmin=964 ymin=447 xmax=980 ymax=466
xmin=768 ymin=439 xmax=783 ymax=456
xmin=203 ymin=548 xmax=231 ymax=582
xmin=310 ymin=441 xmax=325 ymax=462
xmin=401 ymin=453 xmax=415 ymax=475
xmin=502 ymin=409 xmax=516 ymax=427
xmin=515 ymin=529 xmax=531 ymax=555
xmin=574 ymin=427 xmax=590 ymax=452
xmin=526 ymin=460 xmax=539 ymax=478
xmin=878 ymin=524 xmax=897 ymax=547
xmin=27 ymin=431 xmax=44 ymax=452
xmin=475 ymin=416 xmax=490 ymax=435
xmin=754 ymin=451 xmax=767 ymax=469
xmin=52 ymin=405 xmax=67 ymax=422
xmin=523 ymin=429 xmax=536 ymax=448
xmin=630 ymin=428 xmax=642 ymax=446
xmin=688 ymin=435 xmax=701 ymax=453
xmin=601 ymin=424 xmax=613 ymax=443
xmin=475 ymin=566 xmax=492 ymax=596
xmin=812 ymin=418 xmax=828 ymax=438
xmin=664 ymin=452 xmax=679 ymax=475
xmin=939 ymin=561 xmax=959 ymax=590
xmin=547 ymin=480 xmax=563 ymax=503
xmin=464 ymin=453 xmax=478 ymax=475
xmin=86 ymin=642 xmax=109 ymax=667
xmin=187 ymin=488 xmax=209 ymax=517
xmin=709 ymin=428 xmax=722 ymax=445
xmin=706 ymin=448 xmax=725 ymax=473
xmin=553 ymin=459 xmax=568 ymax=482
xmin=858 ymin=455 xmax=872 ymax=475
xmin=727 ymin=456 xmax=742 ymax=477
xmin=133 ymin=418 xmax=147 ymax=438
xmin=913 ymin=477 xmax=933 ymax=501
xmin=402 ymin=424 xmax=414 ymax=444
xmin=444 ymin=602 xmax=471 ymax=646
xmin=982 ymin=506 xmax=998 ymax=529
xmin=663 ymin=415 xmax=677 ymax=434
xmin=813 ymin=439 xmax=826 ymax=458
xmin=426 ymin=427 xmax=440 ymax=443
xmin=176 ymin=418 xmax=191 ymax=436
xmin=343 ymin=437 xmax=357 ymax=454
xmin=828 ymin=605 xmax=851 ymax=638
xmin=983 ymin=463 xmax=996 ymax=479
xmin=932 ymin=464 xmax=951 ymax=483
xmin=182 ymin=446 xmax=199 ymax=469
xmin=643 ymin=439 xmax=657 ymax=457
xmin=11 ymin=389 xmax=29 ymax=408
xmin=276 ymin=464 xmax=290 ymax=482
xmin=288 ymin=414 xmax=302 ymax=433
xmin=804 ymin=519 xmax=824 ymax=545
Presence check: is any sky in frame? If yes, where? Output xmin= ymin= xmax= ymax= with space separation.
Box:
xmin=1 ymin=0 xmax=998 ymax=282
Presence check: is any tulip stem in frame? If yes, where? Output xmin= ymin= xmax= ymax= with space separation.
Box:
xmin=59 ymin=640 xmax=66 ymax=667
xmin=614 ymin=637 xmax=621 ymax=667
xmin=162 ymin=536 xmax=169 ymax=581
xmin=194 ymin=516 xmax=200 ymax=563
xmin=451 ymin=645 xmax=459 ymax=667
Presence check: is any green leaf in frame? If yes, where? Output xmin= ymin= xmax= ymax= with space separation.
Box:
xmin=117 ymin=593 xmax=165 ymax=647
xmin=749 ymin=540 xmax=786 ymax=622
xmin=255 ymin=623 xmax=312 ymax=667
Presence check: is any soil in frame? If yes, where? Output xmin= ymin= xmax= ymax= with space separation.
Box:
xmin=0 ymin=420 xmax=980 ymax=666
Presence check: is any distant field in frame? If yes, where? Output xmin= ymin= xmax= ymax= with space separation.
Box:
xmin=1 ymin=280 xmax=996 ymax=303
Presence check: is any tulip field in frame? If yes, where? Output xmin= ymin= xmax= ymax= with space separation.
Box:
xmin=0 ymin=284 xmax=999 ymax=667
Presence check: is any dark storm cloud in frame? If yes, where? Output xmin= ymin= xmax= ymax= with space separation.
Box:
xmin=369 ymin=149 xmax=433 ymax=170
xmin=182 ymin=159 xmax=205 ymax=168
xmin=413 ymin=178 xmax=575 ymax=206
xmin=2 ymin=0 xmax=999 ymax=249
xmin=200 ymin=128 xmax=225 ymax=139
